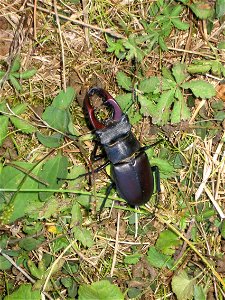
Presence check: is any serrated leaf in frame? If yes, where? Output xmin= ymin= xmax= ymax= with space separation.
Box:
xmin=38 ymin=154 xmax=69 ymax=201
xmin=52 ymin=87 xmax=76 ymax=110
xmin=115 ymin=93 xmax=133 ymax=111
xmin=11 ymin=103 xmax=28 ymax=115
xmin=170 ymin=5 xmax=183 ymax=16
xmin=172 ymin=63 xmax=188 ymax=84
xmin=123 ymin=38 xmax=145 ymax=62
xmin=19 ymin=237 xmax=42 ymax=251
xmin=152 ymin=89 xmax=175 ymax=125
xmin=146 ymin=246 xmax=174 ymax=269
xmin=156 ymin=229 xmax=181 ymax=255
xmin=138 ymin=94 xmax=156 ymax=116
xmin=9 ymin=74 xmax=22 ymax=91
xmin=187 ymin=64 xmax=211 ymax=74
xmin=172 ymin=18 xmax=189 ymax=30
xmin=216 ymin=0 xmax=225 ymax=18
xmin=190 ymin=3 xmax=214 ymax=20
xmin=182 ymin=80 xmax=216 ymax=99
xmin=4 ymin=284 xmax=41 ymax=300
xmin=171 ymin=270 xmax=195 ymax=300
xmin=194 ymin=285 xmax=206 ymax=300
xmin=211 ymin=60 xmax=222 ymax=76
xmin=162 ymin=67 xmax=174 ymax=81
xmin=10 ymin=116 xmax=36 ymax=133
xmin=12 ymin=68 xmax=36 ymax=79
xmin=42 ymin=106 xmax=71 ymax=132
xmin=149 ymin=157 xmax=176 ymax=179
xmin=124 ymin=253 xmax=142 ymax=265
xmin=73 ymin=227 xmax=94 ymax=248
xmin=139 ymin=77 xmax=160 ymax=93
xmin=78 ymin=280 xmax=124 ymax=300
xmin=0 ymin=116 xmax=9 ymax=146
xmin=36 ymin=132 xmax=63 ymax=148
xmin=10 ymin=55 xmax=21 ymax=72
xmin=158 ymin=36 xmax=168 ymax=51
xmin=0 ymin=255 xmax=12 ymax=270
xmin=171 ymin=96 xmax=190 ymax=123
xmin=116 ymin=71 xmax=132 ymax=91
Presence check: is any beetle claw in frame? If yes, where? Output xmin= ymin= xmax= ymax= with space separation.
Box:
xmin=85 ymin=87 xmax=122 ymax=129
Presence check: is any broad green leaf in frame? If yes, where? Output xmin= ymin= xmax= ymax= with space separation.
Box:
xmin=10 ymin=55 xmax=21 ymax=72
xmin=123 ymin=37 xmax=145 ymax=62
xmin=12 ymin=68 xmax=36 ymax=79
xmin=115 ymin=93 xmax=133 ymax=112
xmin=138 ymin=94 xmax=156 ymax=116
xmin=190 ymin=3 xmax=214 ymax=20
xmin=148 ymin=156 xmax=176 ymax=179
xmin=4 ymin=284 xmax=41 ymax=300
xmin=11 ymin=103 xmax=27 ymax=115
xmin=124 ymin=253 xmax=142 ymax=265
xmin=171 ymin=97 xmax=190 ymax=123
xmin=172 ymin=63 xmax=188 ymax=84
xmin=9 ymin=74 xmax=22 ymax=91
xmin=170 ymin=5 xmax=183 ymax=16
xmin=0 ymin=255 xmax=12 ymax=270
xmin=42 ymin=106 xmax=71 ymax=132
xmin=10 ymin=116 xmax=36 ymax=134
xmin=37 ymin=198 xmax=59 ymax=219
xmin=162 ymin=67 xmax=174 ymax=81
xmin=187 ymin=64 xmax=211 ymax=74
xmin=39 ymin=154 xmax=69 ymax=201
xmin=0 ymin=162 xmax=41 ymax=222
xmin=214 ymin=110 xmax=225 ymax=121
xmin=52 ymin=87 xmax=76 ymax=110
xmin=70 ymin=202 xmax=82 ymax=228
xmin=78 ymin=280 xmax=124 ymax=300
xmin=146 ymin=246 xmax=174 ymax=269
xmin=158 ymin=36 xmax=168 ymax=51
xmin=172 ymin=18 xmax=189 ymax=30
xmin=220 ymin=219 xmax=225 ymax=239
xmin=139 ymin=77 xmax=160 ymax=93
xmin=216 ymin=0 xmax=225 ymax=18
xmin=156 ymin=229 xmax=181 ymax=255
xmin=218 ymin=41 xmax=225 ymax=49
xmin=0 ymin=116 xmax=9 ymax=146
xmin=211 ymin=60 xmax=222 ymax=76
xmin=194 ymin=285 xmax=206 ymax=300
xmin=171 ymin=270 xmax=195 ymax=300
xmin=152 ymin=89 xmax=175 ymax=125
xmin=36 ymin=132 xmax=63 ymax=148
xmin=182 ymin=80 xmax=216 ymax=99
xmin=0 ymin=70 xmax=6 ymax=79
xmin=116 ymin=71 xmax=132 ymax=91
xmin=19 ymin=237 xmax=42 ymax=251
xmin=73 ymin=227 xmax=94 ymax=248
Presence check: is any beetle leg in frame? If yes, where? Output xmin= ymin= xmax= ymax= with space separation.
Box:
xmin=151 ymin=166 xmax=161 ymax=193
xmin=98 ymin=182 xmax=115 ymax=221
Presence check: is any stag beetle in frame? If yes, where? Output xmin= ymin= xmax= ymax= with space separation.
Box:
xmin=84 ymin=87 xmax=160 ymax=206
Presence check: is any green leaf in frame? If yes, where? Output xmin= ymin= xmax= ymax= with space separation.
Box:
xmin=10 ymin=116 xmax=36 ymax=134
xmin=171 ymin=270 xmax=195 ymax=300
xmin=152 ymin=89 xmax=175 ymax=125
xmin=156 ymin=229 xmax=181 ymax=255
xmin=158 ymin=36 xmax=168 ymax=51
xmin=162 ymin=67 xmax=174 ymax=81
xmin=10 ymin=55 xmax=21 ymax=72
xmin=11 ymin=103 xmax=28 ymax=115
xmin=70 ymin=202 xmax=82 ymax=228
xmin=0 ymin=116 xmax=9 ymax=146
xmin=138 ymin=94 xmax=156 ymax=116
xmin=19 ymin=237 xmax=42 ymax=251
xmin=139 ymin=77 xmax=160 ymax=93
xmin=42 ymin=106 xmax=71 ymax=132
xmin=218 ymin=41 xmax=225 ymax=49
xmin=170 ymin=5 xmax=183 ymax=16
xmin=123 ymin=37 xmax=145 ymax=62
xmin=194 ymin=285 xmax=206 ymax=300
xmin=0 ymin=70 xmax=6 ymax=79
xmin=115 ymin=93 xmax=132 ymax=112
xmin=190 ymin=3 xmax=214 ymax=20
xmin=182 ymin=80 xmax=216 ymax=99
xmin=211 ymin=60 xmax=222 ymax=76
xmin=187 ymin=64 xmax=211 ymax=74
xmin=39 ymin=154 xmax=69 ymax=201
xmin=149 ymin=157 xmax=176 ymax=179
xmin=4 ymin=284 xmax=41 ymax=300
xmin=0 ymin=255 xmax=12 ymax=270
xmin=36 ymin=132 xmax=63 ymax=148
xmin=216 ymin=0 xmax=225 ymax=18
xmin=172 ymin=18 xmax=189 ymax=30
xmin=52 ymin=87 xmax=76 ymax=110
xmin=124 ymin=253 xmax=142 ymax=265
xmin=106 ymin=37 xmax=126 ymax=59
xmin=78 ymin=280 xmax=124 ymax=300
xmin=12 ymin=68 xmax=36 ymax=79
xmin=116 ymin=71 xmax=132 ymax=91
xmin=73 ymin=227 xmax=94 ymax=248
xmin=37 ymin=198 xmax=59 ymax=219
xmin=146 ymin=246 xmax=174 ymax=269
xmin=171 ymin=96 xmax=191 ymax=123
xmin=9 ymin=74 xmax=22 ymax=91
xmin=172 ymin=63 xmax=188 ymax=84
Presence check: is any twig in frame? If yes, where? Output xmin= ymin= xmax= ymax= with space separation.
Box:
xmin=110 ymin=211 xmax=120 ymax=277
xmin=26 ymin=3 xmax=125 ymax=39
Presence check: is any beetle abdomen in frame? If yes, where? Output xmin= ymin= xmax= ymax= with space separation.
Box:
xmin=111 ymin=152 xmax=154 ymax=206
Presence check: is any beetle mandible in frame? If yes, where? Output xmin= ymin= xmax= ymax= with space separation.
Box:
xmin=84 ymin=87 xmax=159 ymax=206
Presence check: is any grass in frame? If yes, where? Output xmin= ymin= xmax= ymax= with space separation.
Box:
xmin=0 ymin=0 xmax=225 ymax=299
